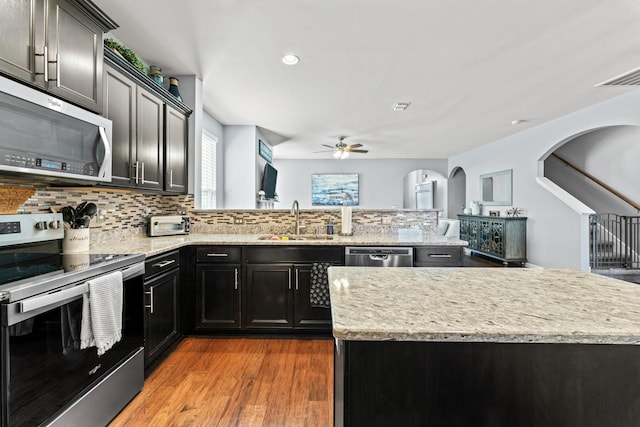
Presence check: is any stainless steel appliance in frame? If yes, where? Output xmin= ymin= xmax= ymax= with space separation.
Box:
xmin=0 ymin=213 xmax=144 ymax=427
xmin=415 ymin=181 xmax=435 ymax=209
xmin=147 ymin=215 xmax=191 ymax=237
xmin=403 ymin=169 xmax=436 ymax=209
xmin=0 ymin=75 xmax=112 ymax=183
xmin=345 ymin=247 xmax=414 ymax=267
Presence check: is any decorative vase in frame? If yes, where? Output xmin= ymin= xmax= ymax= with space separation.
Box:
xmin=148 ymin=66 xmax=164 ymax=86
xmin=471 ymin=201 xmax=481 ymax=215
xmin=168 ymin=77 xmax=182 ymax=101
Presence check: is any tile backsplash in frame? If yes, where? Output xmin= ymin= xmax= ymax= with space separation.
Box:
xmin=2 ymin=179 xmax=439 ymax=242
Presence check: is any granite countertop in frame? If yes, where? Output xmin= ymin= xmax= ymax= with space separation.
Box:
xmin=90 ymin=233 xmax=467 ymax=257
xmin=328 ymin=267 xmax=640 ymax=345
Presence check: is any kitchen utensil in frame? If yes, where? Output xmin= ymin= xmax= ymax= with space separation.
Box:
xmin=75 ymin=201 xmax=88 ymax=217
xmin=61 ymin=206 xmax=75 ymax=225
xmin=75 ymin=215 xmax=91 ymax=229
xmin=83 ymin=202 xmax=98 ymax=218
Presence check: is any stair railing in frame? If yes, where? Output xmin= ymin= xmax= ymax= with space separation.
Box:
xmin=552 ymin=153 xmax=640 ymax=212
xmin=590 ymin=213 xmax=640 ymax=269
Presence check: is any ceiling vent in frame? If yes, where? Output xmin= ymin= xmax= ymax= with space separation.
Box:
xmin=595 ymin=66 xmax=640 ymax=86
xmin=392 ymin=102 xmax=411 ymax=111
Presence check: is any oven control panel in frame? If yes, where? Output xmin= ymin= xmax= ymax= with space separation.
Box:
xmin=0 ymin=213 xmax=64 ymax=246
xmin=0 ymin=221 xmax=20 ymax=235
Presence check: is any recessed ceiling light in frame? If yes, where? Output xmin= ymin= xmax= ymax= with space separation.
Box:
xmin=281 ymin=54 xmax=299 ymax=65
xmin=392 ymin=102 xmax=411 ymax=111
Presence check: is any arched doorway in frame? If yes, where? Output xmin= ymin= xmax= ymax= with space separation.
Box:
xmin=447 ymin=167 xmax=466 ymax=219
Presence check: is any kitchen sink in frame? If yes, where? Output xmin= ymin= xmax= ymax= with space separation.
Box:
xmin=257 ymin=234 xmax=334 ymax=241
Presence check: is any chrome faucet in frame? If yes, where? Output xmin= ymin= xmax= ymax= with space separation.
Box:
xmin=291 ymin=200 xmax=301 ymax=234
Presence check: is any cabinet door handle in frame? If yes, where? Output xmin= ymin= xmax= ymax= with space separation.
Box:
xmin=206 ymin=253 xmax=229 ymax=257
xmin=141 ymin=162 xmax=145 ymax=184
xmin=52 ymin=53 xmax=60 ymax=85
xmin=145 ymin=286 xmax=154 ymax=314
xmin=152 ymin=259 xmax=176 ymax=268
xmin=133 ymin=161 xmax=140 ymax=184
xmin=234 ymin=268 xmax=238 ymax=290
xmin=169 ymin=169 xmax=173 ymax=188
xmin=34 ymin=46 xmax=47 ymax=81
xmin=295 ymin=269 xmax=299 ymax=291
xmin=428 ymin=254 xmax=452 ymax=258
xmin=288 ymin=268 xmax=292 ymax=290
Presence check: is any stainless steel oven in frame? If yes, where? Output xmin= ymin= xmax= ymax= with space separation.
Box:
xmin=0 ymin=214 xmax=144 ymax=427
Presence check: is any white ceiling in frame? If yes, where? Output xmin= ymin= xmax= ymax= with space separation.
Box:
xmin=93 ymin=0 xmax=640 ymax=159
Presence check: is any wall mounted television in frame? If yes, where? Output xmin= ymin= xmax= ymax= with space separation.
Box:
xmin=262 ymin=163 xmax=278 ymax=199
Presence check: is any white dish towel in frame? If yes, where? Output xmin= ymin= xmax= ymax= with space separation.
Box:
xmin=80 ymin=270 xmax=123 ymax=356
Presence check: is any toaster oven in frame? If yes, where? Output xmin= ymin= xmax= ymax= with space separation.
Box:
xmin=147 ymin=215 xmax=190 ymax=237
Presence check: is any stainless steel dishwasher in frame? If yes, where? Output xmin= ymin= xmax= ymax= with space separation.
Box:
xmin=345 ymin=247 xmax=414 ymax=267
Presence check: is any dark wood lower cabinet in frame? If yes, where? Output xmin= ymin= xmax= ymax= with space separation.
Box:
xmin=243 ymin=246 xmax=342 ymax=333
xmin=196 ymin=264 xmax=241 ymax=330
xmin=335 ymin=340 xmax=640 ymax=427
xmin=144 ymin=251 xmax=180 ymax=369
xmin=244 ymin=264 xmax=293 ymax=329
xmin=243 ymin=263 xmax=334 ymax=331
xmin=293 ymin=264 xmax=333 ymax=329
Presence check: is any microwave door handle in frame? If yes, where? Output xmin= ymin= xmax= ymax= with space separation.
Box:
xmin=97 ymin=127 xmax=112 ymax=180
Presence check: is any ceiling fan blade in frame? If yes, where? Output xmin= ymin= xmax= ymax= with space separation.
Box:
xmin=321 ymin=144 xmax=335 ymax=149
xmin=314 ymin=150 xmax=333 ymax=153
xmin=348 ymin=149 xmax=368 ymax=153
xmin=347 ymin=143 xmax=363 ymax=149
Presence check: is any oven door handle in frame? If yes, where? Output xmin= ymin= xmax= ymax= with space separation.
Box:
xmin=19 ymin=283 xmax=88 ymax=313
xmin=17 ymin=263 xmax=144 ymax=314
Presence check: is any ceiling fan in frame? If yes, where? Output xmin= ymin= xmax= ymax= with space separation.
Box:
xmin=316 ymin=136 xmax=369 ymax=159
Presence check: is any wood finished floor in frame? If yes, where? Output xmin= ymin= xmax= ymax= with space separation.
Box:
xmin=111 ymin=258 xmax=502 ymax=426
xmin=109 ymin=337 xmax=334 ymax=427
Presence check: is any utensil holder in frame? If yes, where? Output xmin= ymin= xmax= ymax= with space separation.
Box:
xmin=62 ymin=228 xmax=90 ymax=253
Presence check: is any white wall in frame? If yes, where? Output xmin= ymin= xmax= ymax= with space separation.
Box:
xmin=545 ymin=126 xmax=640 ymax=216
xmin=223 ymin=125 xmax=257 ymax=208
xmin=450 ymin=88 xmax=640 ymax=269
xmin=272 ymin=159 xmax=448 ymax=210
xmin=202 ymin=111 xmax=224 ymax=207
xmin=172 ymin=75 xmax=201 ymax=196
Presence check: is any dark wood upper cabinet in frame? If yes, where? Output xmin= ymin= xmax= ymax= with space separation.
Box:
xmin=0 ymin=0 xmax=117 ymax=113
xmin=164 ymin=105 xmax=188 ymax=193
xmin=103 ymin=64 xmax=163 ymax=190
xmin=102 ymin=49 xmax=191 ymax=193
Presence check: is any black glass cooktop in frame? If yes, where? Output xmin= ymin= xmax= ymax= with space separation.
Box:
xmin=0 ymin=240 xmax=137 ymax=290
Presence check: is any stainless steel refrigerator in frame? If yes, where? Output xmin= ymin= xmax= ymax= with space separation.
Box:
xmin=403 ymin=170 xmax=435 ymax=209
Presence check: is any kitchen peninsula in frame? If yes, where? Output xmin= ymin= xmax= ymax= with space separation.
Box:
xmin=329 ymin=267 xmax=640 ymax=426
xmin=90 ymin=233 xmax=467 ymax=257
xmin=89 ymin=232 xmax=469 ymax=365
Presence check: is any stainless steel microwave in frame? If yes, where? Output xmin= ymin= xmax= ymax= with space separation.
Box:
xmin=0 ymin=75 xmax=112 ymax=183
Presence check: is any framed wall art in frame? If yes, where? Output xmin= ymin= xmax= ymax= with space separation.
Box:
xmin=258 ymin=139 xmax=272 ymax=163
xmin=311 ymin=173 xmax=359 ymax=206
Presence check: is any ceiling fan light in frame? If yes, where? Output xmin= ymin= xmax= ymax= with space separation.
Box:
xmin=341 ymin=151 xmax=350 ymax=159
xmin=333 ymin=150 xmax=342 ymax=159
